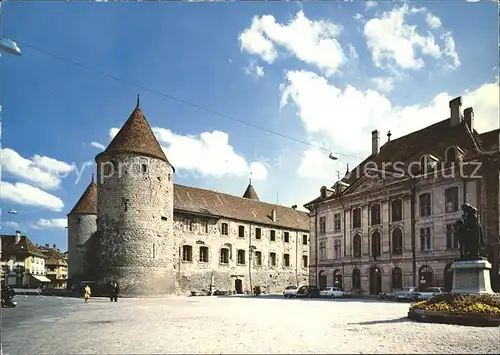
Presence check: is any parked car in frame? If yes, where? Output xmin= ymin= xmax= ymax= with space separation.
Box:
xmin=319 ymin=287 xmax=344 ymax=298
xmin=378 ymin=291 xmax=396 ymax=300
xmin=410 ymin=287 xmax=444 ymax=301
xmin=295 ymin=285 xmax=320 ymax=298
xmin=394 ymin=287 xmax=417 ymax=301
xmin=283 ymin=286 xmax=299 ymax=298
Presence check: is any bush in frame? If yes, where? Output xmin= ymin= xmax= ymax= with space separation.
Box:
xmin=411 ymin=293 xmax=500 ymax=315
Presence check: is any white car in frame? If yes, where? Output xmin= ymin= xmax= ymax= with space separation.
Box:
xmin=394 ymin=287 xmax=417 ymax=301
xmin=319 ymin=287 xmax=344 ymax=298
xmin=283 ymin=286 xmax=299 ymax=298
xmin=411 ymin=287 xmax=444 ymax=301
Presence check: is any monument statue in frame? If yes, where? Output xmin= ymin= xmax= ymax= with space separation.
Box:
xmin=455 ymin=203 xmax=486 ymax=260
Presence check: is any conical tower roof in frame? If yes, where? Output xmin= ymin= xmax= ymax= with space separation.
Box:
xmin=98 ymin=95 xmax=173 ymax=168
xmin=67 ymin=175 xmax=97 ymax=216
xmin=242 ymin=180 xmax=259 ymax=201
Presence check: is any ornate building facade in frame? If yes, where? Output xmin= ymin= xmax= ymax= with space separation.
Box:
xmin=305 ymin=96 xmax=500 ymax=294
xmin=67 ymin=99 xmax=309 ymax=297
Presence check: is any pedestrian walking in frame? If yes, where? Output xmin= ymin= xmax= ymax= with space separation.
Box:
xmin=109 ymin=281 xmax=119 ymax=302
xmin=84 ymin=284 xmax=91 ymax=303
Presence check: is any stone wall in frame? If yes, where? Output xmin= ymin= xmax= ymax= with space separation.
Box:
xmin=67 ymin=214 xmax=97 ymax=281
xmin=173 ymin=213 xmax=309 ymax=293
xmin=96 ymin=152 xmax=176 ymax=296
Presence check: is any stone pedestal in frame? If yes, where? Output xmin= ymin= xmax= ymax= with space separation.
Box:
xmin=451 ymin=259 xmax=494 ymax=294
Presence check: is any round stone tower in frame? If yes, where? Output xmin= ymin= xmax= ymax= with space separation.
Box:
xmin=95 ymin=96 xmax=176 ymax=297
xmin=67 ymin=176 xmax=97 ymax=284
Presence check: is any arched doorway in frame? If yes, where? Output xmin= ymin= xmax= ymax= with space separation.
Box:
xmin=235 ymin=279 xmax=243 ymax=294
xmin=352 ymin=268 xmax=361 ymax=290
xmin=418 ymin=265 xmax=434 ymax=291
xmin=318 ymin=270 xmax=327 ymax=290
xmin=392 ymin=267 xmax=403 ymax=290
xmin=369 ymin=265 xmax=382 ymax=295
xmin=333 ymin=269 xmax=343 ymax=289
xmin=444 ymin=263 xmax=453 ymax=292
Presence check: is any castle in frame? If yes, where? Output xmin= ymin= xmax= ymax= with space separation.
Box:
xmin=67 ymin=98 xmax=310 ymax=297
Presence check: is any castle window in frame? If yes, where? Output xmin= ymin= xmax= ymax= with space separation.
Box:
xmin=420 ymin=227 xmax=432 ymax=251
xmin=334 ymin=213 xmax=341 ymax=232
xmin=255 ymin=228 xmax=262 ymax=240
xmin=270 ymin=230 xmax=276 ymax=242
xmin=269 ymin=252 xmax=277 ymax=266
xmin=302 ymin=235 xmax=308 ymax=245
xmin=445 ymin=147 xmax=457 ymax=164
xmin=370 ymin=204 xmax=381 ymax=225
xmin=182 ymin=245 xmax=193 ymax=262
xmin=199 ymin=246 xmax=209 ymax=263
xmin=352 ymin=208 xmax=362 ymax=228
xmin=445 ymin=187 xmax=459 ymax=213
xmin=152 ymin=243 xmax=156 ymax=258
xmin=391 ymin=199 xmax=403 ymax=222
xmin=319 ymin=216 xmax=326 ymax=233
xmin=221 ymin=223 xmax=228 ymax=236
xmin=237 ymin=249 xmax=246 ymax=265
xmin=183 ymin=218 xmax=193 ymax=232
xmin=284 ymin=232 xmax=290 ymax=243
xmin=283 ymin=253 xmax=290 ymax=267
xmin=254 ymin=251 xmax=262 ymax=266
xmin=141 ymin=164 xmax=147 ymax=173
xmin=200 ymin=220 xmax=209 ymax=233
xmin=238 ymin=225 xmax=245 ymax=238
xmin=302 ymin=255 xmax=308 ymax=268
xmin=220 ymin=248 xmax=229 ymax=264
xmin=392 ymin=228 xmax=403 ymax=255
xmin=419 ymin=193 xmax=432 ymax=217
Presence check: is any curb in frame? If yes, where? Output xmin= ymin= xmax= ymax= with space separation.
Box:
xmin=408 ymin=308 xmax=500 ymax=327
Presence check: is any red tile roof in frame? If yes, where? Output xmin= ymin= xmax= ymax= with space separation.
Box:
xmin=67 ymin=177 xmax=97 ymax=216
xmin=1 ymin=235 xmax=47 ymax=259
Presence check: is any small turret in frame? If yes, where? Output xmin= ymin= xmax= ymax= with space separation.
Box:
xmin=242 ymin=179 xmax=259 ymax=201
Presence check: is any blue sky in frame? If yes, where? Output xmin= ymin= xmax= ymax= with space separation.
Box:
xmin=1 ymin=0 xmax=498 ymax=250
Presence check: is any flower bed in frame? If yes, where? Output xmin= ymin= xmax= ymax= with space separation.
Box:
xmin=408 ymin=293 xmax=500 ymax=326
xmin=410 ymin=293 xmax=500 ymax=315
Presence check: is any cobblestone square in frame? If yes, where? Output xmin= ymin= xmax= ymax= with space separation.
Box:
xmin=2 ymin=295 xmax=499 ymax=354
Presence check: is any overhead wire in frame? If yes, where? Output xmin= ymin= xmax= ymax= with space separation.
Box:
xmin=14 ymin=39 xmax=364 ymax=160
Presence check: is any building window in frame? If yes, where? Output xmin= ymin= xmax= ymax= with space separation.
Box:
xmin=283 ymin=253 xmax=290 ymax=267
xmin=284 ymin=232 xmax=290 ymax=243
xmin=182 ymin=245 xmax=193 ymax=262
xmin=420 ymin=227 xmax=432 ymax=251
xmin=352 ymin=208 xmax=362 ymax=228
xmin=446 ymin=224 xmax=458 ymax=249
xmin=302 ymin=235 xmax=308 ymax=245
xmin=183 ymin=218 xmax=193 ymax=232
xmin=392 ymin=228 xmax=403 ymax=255
xmin=371 ymin=231 xmax=381 ymax=257
xmin=353 ymin=234 xmax=362 ymax=257
xmin=419 ymin=193 xmax=431 ymax=217
xmin=302 ymin=255 xmax=308 ymax=268
xmin=319 ymin=241 xmax=327 ymax=260
xmin=370 ymin=204 xmax=381 ymax=225
xmin=270 ymin=230 xmax=276 ymax=242
xmin=141 ymin=164 xmax=147 ymax=173
xmin=152 ymin=243 xmax=156 ymax=259
xmin=238 ymin=225 xmax=245 ymax=238
xmin=319 ymin=216 xmax=326 ymax=233
xmin=445 ymin=187 xmax=459 ymax=213
xmin=199 ymin=246 xmax=209 ymax=262
xmin=269 ymin=252 xmax=277 ymax=266
xmin=255 ymin=228 xmax=262 ymax=240
xmin=220 ymin=248 xmax=229 ymax=264
xmin=333 ymin=240 xmax=341 ymax=259
xmin=254 ymin=251 xmax=262 ymax=266
xmin=221 ymin=223 xmax=228 ymax=236
xmin=333 ymin=213 xmax=341 ymax=232
xmin=237 ymin=249 xmax=246 ymax=265
xmin=200 ymin=220 xmax=209 ymax=233
xmin=391 ymin=199 xmax=403 ymax=222
xmin=445 ymin=147 xmax=457 ymax=164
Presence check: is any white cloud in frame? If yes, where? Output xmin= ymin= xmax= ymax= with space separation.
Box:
xmin=108 ymin=128 xmax=268 ymax=181
xmin=31 ymin=218 xmax=67 ymax=230
xmin=441 ymin=32 xmax=460 ymax=70
xmin=363 ymin=4 xmax=458 ymax=70
xmin=243 ymin=61 xmax=265 ymax=78
xmin=297 ymin=147 xmax=341 ymax=180
xmin=239 ymin=11 xmax=345 ymax=76
xmin=371 ymin=76 xmax=396 ymax=92
xmin=1 ymin=148 xmax=74 ymax=190
xmin=1 ymin=181 xmax=64 ymax=212
xmin=279 ymin=70 xmax=499 ymax=177
xmin=426 ymin=13 xmax=442 ymax=29
xmin=90 ymin=141 xmax=105 ymax=150
xmin=3 ymin=221 xmax=20 ymax=229
xmin=365 ymin=1 xmax=377 ymax=10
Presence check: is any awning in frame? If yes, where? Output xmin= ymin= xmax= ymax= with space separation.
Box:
xmin=32 ymin=275 xmax=51 ymax=283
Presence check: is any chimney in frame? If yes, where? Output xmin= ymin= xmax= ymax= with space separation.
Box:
xmin=14 ymin=231 xmax=21 ymax=244
xmin=449 ymin=96 xmax=463 ymax=126
xmin=464 ymin=107 xmax=474 ymax=132
xmin=291 ymin=205 xmax=297 ymax=210
xmin=45 ymin=243 xmax=49 ymax=248
xmin=371 ymin=130 xmax=380 ymax=155
xmin=53 ymin=244 xmax=56 ymax=248
xmin=271 ymin=208 xmax=277 ymax=222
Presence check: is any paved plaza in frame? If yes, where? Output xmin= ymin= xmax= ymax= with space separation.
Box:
xmin=1 ymin=294 xmax=499 ymax=354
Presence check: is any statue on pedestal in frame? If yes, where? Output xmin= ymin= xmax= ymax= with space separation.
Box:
xmin=454 ymin=203 xmax=486 ymax=260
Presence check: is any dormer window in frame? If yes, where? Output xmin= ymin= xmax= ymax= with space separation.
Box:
xmin=420 ymin=154 xmax=439 ymax=172
xmin=445 ymin=146 xmax=464 ymax=165
xmin=320 ymin=186 xmax=327 ymax=198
